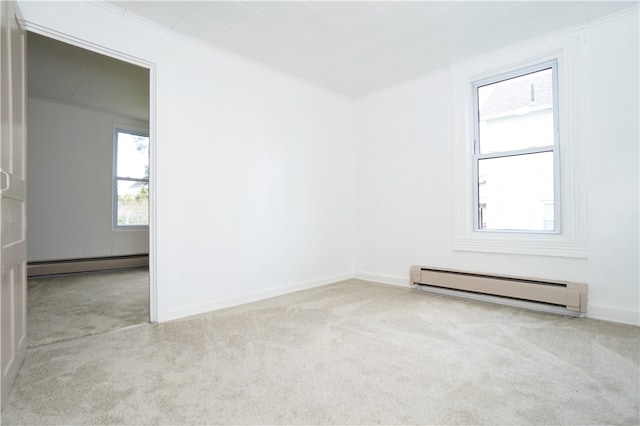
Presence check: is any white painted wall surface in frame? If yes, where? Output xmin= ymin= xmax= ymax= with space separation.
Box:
xmin=27 ymin=97 xmax=149 ymax=262
xmin=18 ymin=1 xmax=354 ymax=322
xmin=20 ymin=2 xmax=638 ymax=325
xmin=354 ymin=11 xmax=639 ymax=325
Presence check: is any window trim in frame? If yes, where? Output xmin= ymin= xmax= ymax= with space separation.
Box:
xmin=471 ymin=60 xmax=561 ymax=234
xmin=451 ymin=28 xmax=588 ymax=258
xmin=113 ymin=126 xmax=150 ymax=230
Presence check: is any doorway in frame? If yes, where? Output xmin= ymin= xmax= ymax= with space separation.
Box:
xmin=25 ymin=32 xmax=155 ymax=346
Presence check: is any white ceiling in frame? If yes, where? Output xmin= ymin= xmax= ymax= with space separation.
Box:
xmin=28 ymin=33 xmax=150 ymax=121
xmin=27 ymin=0 xmax=637 ymax=116
xmin=103 ymin=0 xmax=638 ymax=98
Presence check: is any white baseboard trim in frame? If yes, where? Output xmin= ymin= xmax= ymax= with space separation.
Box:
xmin=586 ymin=305 xmax=640 ymax=326
xmin=353 ymin=271 xmax=411 ymax=288
xmin=161 ymin=272 xmax=354 ymax=322
xmin=159 ymin=271 xmax=639 ymax=327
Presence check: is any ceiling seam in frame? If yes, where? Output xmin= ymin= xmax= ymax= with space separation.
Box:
xmin=67 ymin=53 xmax=97 ymax=103
xmin=171 ymin=2 xmax=196 ymax=30
xmin=301 ymin=0 xmax=379 ymax=45
xmin=236 ymin=2 xmax=345 ymax=61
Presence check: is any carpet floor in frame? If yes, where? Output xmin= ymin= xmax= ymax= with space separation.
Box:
xmin=3 ymin=279 xmax=638 ymax=425
xmin=27 ymin=268 xmax=150 ymax=347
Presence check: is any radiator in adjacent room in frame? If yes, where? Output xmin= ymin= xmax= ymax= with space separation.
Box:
xmin=410 ymin=265 xmax=588 ymax=315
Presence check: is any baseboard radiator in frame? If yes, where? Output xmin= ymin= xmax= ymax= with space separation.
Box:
xmin=27 ymin=255 xmax=149 ymax=277
xmin=410 ymin=266 xmax=588 ymax=315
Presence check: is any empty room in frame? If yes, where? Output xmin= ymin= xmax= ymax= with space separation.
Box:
xmin=25 ymin=32 xmax=151 ymax=348
xmin=0 ymin=0 xmax=638 ymax=425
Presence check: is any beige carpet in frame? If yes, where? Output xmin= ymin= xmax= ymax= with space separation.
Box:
xmin=27 ymin=268 xmax=150 ymax=347
xmin=4 ymin=279 xmax=638 ymax=425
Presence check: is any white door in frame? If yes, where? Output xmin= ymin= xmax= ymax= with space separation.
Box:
xmin=0 ymin=0 xmax=27 ymax=409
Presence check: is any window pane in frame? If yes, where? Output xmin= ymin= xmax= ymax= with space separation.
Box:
xmin=478 ymin=68 xmax=554 ymax=154
xmin=117 ymin=131 xmax=149 ymax=179
xmin=478 ymin=152 xmax=554 ymax=231
xmin=117 ymin=180 xmax=148 ymax=226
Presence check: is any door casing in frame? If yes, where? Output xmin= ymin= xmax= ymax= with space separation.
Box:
xmin=20 ymin=25 xmax=158 ymax=325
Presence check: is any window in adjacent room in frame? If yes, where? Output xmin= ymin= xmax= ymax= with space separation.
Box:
xmin=472 ymin=61 xmax=559 ymax=233
xmin=114 ymin=129 xmax=149 ymax=227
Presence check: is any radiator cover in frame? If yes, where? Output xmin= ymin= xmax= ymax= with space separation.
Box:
xmin=410 ymin=266 xmax=588 ymax=313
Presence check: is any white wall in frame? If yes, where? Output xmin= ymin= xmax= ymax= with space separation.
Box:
xmin=354 ymin=11 xmax=639 ymax=325
xmin=27 ymin=97 xmax=149 ymax=261
xmin=18 ymin=1 xmax=354 ymax=322
xmin=20 ymin=2 xmax=638 ymax=326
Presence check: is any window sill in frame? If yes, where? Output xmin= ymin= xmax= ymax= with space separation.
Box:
xmin=113 ymin=225 xmax=149 ymax=231
xmin=453 ymin=234 xmax=587 ymax=258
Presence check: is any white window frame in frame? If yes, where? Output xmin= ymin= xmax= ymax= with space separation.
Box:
xmin=113 ymin=127 xmax=150 ymax=230
xmin=472 ymin=60 xmax=560 ymax=234
xmin=452 ymin=29 xmax=588 ymax=258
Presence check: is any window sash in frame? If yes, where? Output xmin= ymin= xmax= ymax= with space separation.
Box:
xmin=475 ymin=145 xmax=554 ymax=160
xmin=471 ymin=60 xmax=560 ymax=234
xmin=116 ymin=177 xmax=148 ymax=183
xmin=114 ymin=129 xmax=149 ymax=228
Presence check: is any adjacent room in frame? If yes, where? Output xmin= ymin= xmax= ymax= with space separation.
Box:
xmin=25 ymin=33 xmax=151 ymax=347
xmin=0 ymin=1 xmax=638 ymax=424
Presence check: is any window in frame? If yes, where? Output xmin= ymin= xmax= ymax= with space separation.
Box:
xmin=451 ymin=30 xmax=587 ymax=258
xmin=114 ymin=129 xmax=149 ymax=227
xmin=472 ymin=62 xmax=559 ymax=233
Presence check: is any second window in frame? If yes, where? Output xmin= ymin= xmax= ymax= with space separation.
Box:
xmin=114 ymin=129 xmax=149 ymax=227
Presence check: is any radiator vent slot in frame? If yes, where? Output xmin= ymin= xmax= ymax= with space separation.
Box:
xmin=410 ymin=266 xmax=587 ymax=314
